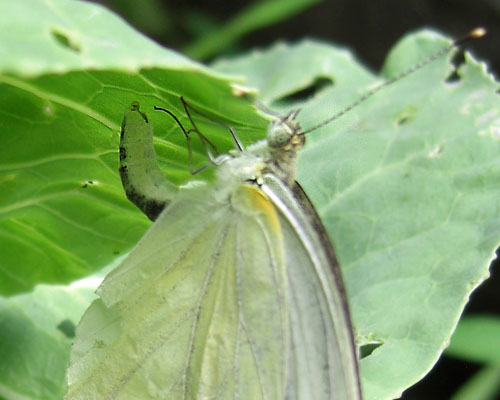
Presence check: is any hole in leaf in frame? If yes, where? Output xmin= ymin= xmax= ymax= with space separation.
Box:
xmin=81 ymin=180 xmax=94 ymax=189
xmin=50 ymin=28 xmax=81 ymax=53
xmin=397 ymin=115 xmax=411 ymax=125
xmin=445 ymin=52 xmax=465 ymax=83
xmin=360 ymin=342 xmax=383 ymax=358
xmin=275 ymin=76 xmax=333 ymax=104
xmin=395 ymin=107 xmax=417 ymax=126
xmin=445 ymin=69 xmax=460 ymax=83
xmin=57 ymin=319 xmax=76 ymax=339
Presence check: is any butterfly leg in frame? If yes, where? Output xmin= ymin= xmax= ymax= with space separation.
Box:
xmin=155 ymin=97 xmax=243 ymax=175
xmin=180 ymin=96 xmax=244 ymax=152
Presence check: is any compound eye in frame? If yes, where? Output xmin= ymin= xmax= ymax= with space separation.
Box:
xmin=267 ymin=123 xmax=291 ymax=148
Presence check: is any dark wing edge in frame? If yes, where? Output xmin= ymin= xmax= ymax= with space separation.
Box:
xmin=261 ymin=174 xmax=363 ymax=400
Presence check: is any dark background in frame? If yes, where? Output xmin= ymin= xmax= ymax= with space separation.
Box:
xmin=91 ymin=0 xmax=500 ymax=74
xmin=89 ymin=0 xmax=500 ymax=398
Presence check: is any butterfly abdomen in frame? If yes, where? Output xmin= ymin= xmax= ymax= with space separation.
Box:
xmin=119 ymin=101 xmax=178 ymax=221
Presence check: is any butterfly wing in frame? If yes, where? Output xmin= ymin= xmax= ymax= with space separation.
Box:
xmin=260 ymin=173 xmax=363 ymax=400
xmin=65 ymin=185 xmax=291 ymax=399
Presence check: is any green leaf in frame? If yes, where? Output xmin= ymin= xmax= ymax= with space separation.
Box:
xmin=215 ymin=34 xmax=500 ymax=399
xmin=184 ymin=0 xmax=322 ymax=60
xmin=98 ymin=0 xmax=173 ymax=38
xmin=446 ymin=315 xmax=500 ymax=365
xmin=214 ymin=40 xmax=377 ymax=102
xmin=1 ymin=1 xmax=499 ymax=399
xmin=451 ymin=365 xmax=500 ymax=400
xmin=0 ymin=281 xmax=97 ymax=399
xmin=0 ymin=0 xmax=267 ymax=295
xmin=0 ymin=0 xmax=199 ymax=77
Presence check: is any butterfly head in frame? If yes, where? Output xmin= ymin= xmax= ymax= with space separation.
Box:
xmin=266 ymin=111 xmax=305 ymax=153
xmin=260 ymin=110 xmax=305 ymax=185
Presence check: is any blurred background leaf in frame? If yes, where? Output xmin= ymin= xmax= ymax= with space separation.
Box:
xmin=446 ymin=316 xmax=500 ymax=400
xmin=451 ymin=365 xmax=500 ymax=400
xmin=447 ymin=316 xmax=500 ymax=365
xmin=91 ymin=0 xmax=500 ymax=77
xmin=183 ymin=0 xmax=322 ymax=59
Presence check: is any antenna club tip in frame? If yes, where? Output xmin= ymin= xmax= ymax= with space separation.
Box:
xmin=469 ymin=27 xmax=487 ymax=39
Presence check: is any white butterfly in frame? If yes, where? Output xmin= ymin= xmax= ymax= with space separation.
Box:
xmin=65 ymin=100 xmax=362 ymax=399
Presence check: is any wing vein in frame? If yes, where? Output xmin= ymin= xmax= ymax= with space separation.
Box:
xmin=105 ymin=213 xmax=227 ymax=398
xmin=235 ymin=216 xmax=267 ymax=400
xmin=181 ymin=216 xmax=232 ymax=399
xmin=233 ymin=317 xmax=242 ymax=400
xmin=253 ymin=215 xmax=288 ymax=376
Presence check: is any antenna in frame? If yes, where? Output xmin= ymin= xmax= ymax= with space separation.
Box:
xmin=300 ymin=27 xmax=486 ymax=135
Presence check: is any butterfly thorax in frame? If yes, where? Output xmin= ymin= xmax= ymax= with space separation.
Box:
xmin=215 ymin=115 xmax=305 ymax=202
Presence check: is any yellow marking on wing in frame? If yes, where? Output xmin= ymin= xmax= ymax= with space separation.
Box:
xmin=232 ymin=185 xmax=282 ymax=238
